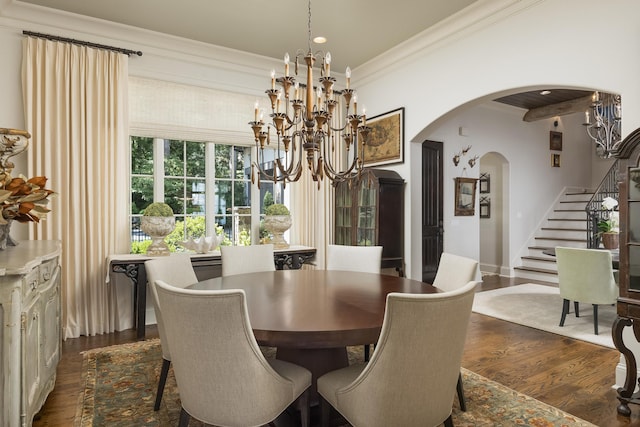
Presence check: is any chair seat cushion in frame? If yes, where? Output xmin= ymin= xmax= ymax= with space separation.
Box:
xmin=268 ymin=359 xmax=312 ymax=399
xmin=317 ymin=364 xmax=365 ymax=407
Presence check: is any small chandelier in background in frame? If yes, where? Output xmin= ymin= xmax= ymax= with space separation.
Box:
xmin=583 ymin=91 xmax=622 ymax=158
xmin=249 ymin=0 xmax=370 ymax=189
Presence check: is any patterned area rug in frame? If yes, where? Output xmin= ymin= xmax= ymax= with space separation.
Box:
xmin=75 ymin=339 xmax=596 ymax=426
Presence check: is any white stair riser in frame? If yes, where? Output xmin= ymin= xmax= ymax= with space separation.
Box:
xmin=546 ymin=219 xmax=588 ymax=228
xmin=521 ymin=259 xmax=558 ymax=270
xmin=537 ymin=230 xmax=586 ymax=240
xmin=514 ymin=269 xmax=559 ymax=283
xmin=550 ymin=211 xmax=588 ymax=220
xmin=533 ymin=239 xmax=586 ymax=248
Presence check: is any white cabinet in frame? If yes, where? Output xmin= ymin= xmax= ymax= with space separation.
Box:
xmin=0 ymin=241 xmax=61 ymax=427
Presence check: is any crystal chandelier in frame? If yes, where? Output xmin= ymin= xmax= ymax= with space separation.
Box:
xmin=249 ymin=0 xmax=369 ymax=189
xmin=583 ymin=91 xmax=622 ymax=158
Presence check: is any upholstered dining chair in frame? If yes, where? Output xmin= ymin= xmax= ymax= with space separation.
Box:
xmin=432 ymin=252 xmax=478 ymax=412
xmin=555 ymin=246 xmax=618 ymax=335
xmin=220 ymin=243 xmax=276 ymax=276
xmin=154 ymin=280 xmax=312 ymax=427
xmin=317 ymin=280 xmax=478 ymax=427
xmin=144 ymin=254 xmax=198 ymax=411
xmin=326 ymin=244 xmax=383 ymax=361
xmin=432 ymin=252 xmax=479 ymax=292
xmin=326 ymin=244 xmax=383 ymax=274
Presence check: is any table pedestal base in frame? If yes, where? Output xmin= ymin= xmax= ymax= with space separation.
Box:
xmin=276 ymin=347 xmax=349 ymax=405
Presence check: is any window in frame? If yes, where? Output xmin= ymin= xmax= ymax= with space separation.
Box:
xmin=130 ymin=136 xmax=285 ymax=253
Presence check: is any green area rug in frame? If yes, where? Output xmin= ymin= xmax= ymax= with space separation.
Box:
xmin=75 ymin=339 xmax=595 ymax=426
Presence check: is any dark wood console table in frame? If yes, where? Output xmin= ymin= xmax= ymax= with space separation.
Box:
xmin=108 ymin=245 xmax=316 ymax=339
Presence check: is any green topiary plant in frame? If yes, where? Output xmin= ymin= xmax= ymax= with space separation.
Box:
xmin=265 ymin=203 xmax=289 ymax=216
xmin=143 ymin=202 xmax=174 ymax=217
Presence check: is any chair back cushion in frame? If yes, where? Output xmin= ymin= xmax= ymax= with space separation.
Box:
xmin=155 ymin=281 xmax=305 ymax=426
xmin=221 ymin=244 xmax=276 ymax=276
xmin=145 ymin=254 xmax=198 ymax=359
xmin=325 ymin=281 xmax=477 ymax=427
xmin=432 ymin=252 xmax=478 ymax=292
xmin=556 ymin=247 xmax=617 ymax=305
xmin=326 ymin=244 xmax=383 ymax=273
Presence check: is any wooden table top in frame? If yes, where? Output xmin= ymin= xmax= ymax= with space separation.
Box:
xmin=189 ymin=269 xmax=437 ymax=349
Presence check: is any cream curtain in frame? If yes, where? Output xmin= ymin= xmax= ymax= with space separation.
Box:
xmin=22 ymin=37 xmax=130 ymax=339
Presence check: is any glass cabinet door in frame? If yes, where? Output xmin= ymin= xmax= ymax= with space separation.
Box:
xmin=628 ymin=167 xmax=640 ymax=290
xmin=335 ymin=182 xmax=352 ymax=245
xmin=356 ymin=179 xmax=377 ymax=246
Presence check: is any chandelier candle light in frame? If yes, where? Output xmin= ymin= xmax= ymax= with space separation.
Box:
xmin=249 ymin=0 xmax=370 ymax=189
xmin=583 ymin=91 xmax=622 ymax=158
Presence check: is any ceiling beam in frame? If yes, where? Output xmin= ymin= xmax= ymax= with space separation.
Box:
xmin=522 ymin=95 xmax=593 ymax=122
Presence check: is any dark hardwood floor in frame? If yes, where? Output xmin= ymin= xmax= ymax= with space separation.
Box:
xmin=33 ymin=275 xmax=640 ymax=426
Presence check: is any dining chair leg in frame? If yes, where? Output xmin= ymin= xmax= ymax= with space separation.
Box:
xmin=456 ymin=372 xmax=467 ymax=411
xmin=364 ymin=344 xmax=370 ymax=362
xmin=444 ymin=414 xmax=454 ymax=427
xmin=298 ymin=389 xmax=310 ymax=427
xmin=320 ymin=396 xmax=332 ymax=427
xmin=574 ymin=301 xmax=580 ymax=317
xmin=154 ymin=358 xmax=171 ymax=411
xmin=178 ymin=407 xmax=190 ymax=427
xmin=559 ymin=299 xmax=570 ymax=326
xmin=593 ymin=304 xmax=599 ymax=335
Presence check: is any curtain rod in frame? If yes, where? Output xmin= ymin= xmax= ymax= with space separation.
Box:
xmin=23 ymin=31 xmax=143 ymax=57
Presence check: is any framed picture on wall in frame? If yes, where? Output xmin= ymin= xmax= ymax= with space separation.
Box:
xmin=454 ymin=177 xmax=478 ymax=216
xmin=362 ymin=107 xmax=404 ymax=167
xmin=479 ymin=173 xmax=490 ymax=193
xmin=550 ymin=131 xmax=563 ymax=151
xmin=552 ymin=153 xmax=561 ymax=167
xmin=479 ymin=196 xmax=490 ymax=218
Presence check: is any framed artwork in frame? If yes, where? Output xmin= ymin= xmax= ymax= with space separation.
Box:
xmin=362 ymin=107 xmax=404 ymax=167
xmin=480 ymin=196 xmax=491 ymax=218
xmin=552 ymin=153 xmax=561 ymax=167
xmin=550 ymin=131 xmax=563 ymax=151
xmin=479 ymin=173 xmax=490 ymax=193
xmin=454 ymin=177 xmax=478 ymax=216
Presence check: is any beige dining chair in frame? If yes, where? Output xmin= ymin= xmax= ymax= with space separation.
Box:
xmin=555 ymin=246 xmax=618 ymax=335
xmin=317 ymin=280 xmax=478 ymax=427
xmin=326 ymin=244 xmax=383 ymax=361
xmin=220 ymin=243 xmax=276 ymax=276
xmin=144 ymin=253 xmax=198 ymax=411
xmin=432 ymin=252 xmax=478 ymax=412
xmin=326 ymin=244 xmax=383 ymax=273
xmin=432 ymin=252 xmax=479 ymax=292
xmin=154 ymin=280 xmax=311 ymax=427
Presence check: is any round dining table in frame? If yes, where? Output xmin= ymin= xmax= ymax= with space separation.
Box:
xmin=189 ymin=269 xmax=438 ymax=401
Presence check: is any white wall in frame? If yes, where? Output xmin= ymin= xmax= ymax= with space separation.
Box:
xmin=352 ymin=0 xmax=640 ymax=280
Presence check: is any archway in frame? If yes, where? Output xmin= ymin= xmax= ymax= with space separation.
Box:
xmin=478 ymin=152 xmax=509 ymax=276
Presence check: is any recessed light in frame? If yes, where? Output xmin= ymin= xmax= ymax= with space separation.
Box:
xmin=540 ymin=90 xmax=551 ymax=95
xmin=313 ymin=36 xmax=327 ymax=44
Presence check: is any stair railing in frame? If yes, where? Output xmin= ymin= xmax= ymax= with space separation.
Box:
xmin=585 ymin=159 xmax=620 ymax=248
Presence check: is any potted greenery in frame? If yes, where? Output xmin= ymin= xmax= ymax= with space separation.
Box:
xmin=597 ymin=197 xmax=619 ymax=249
xmin=264 ymin=203 xmax=291 ymax=249
xmin=140 ymin=202 xmax=175 ymax=256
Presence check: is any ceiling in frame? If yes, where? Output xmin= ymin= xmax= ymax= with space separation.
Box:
xmin=17 ymin=0 xmax=597 ymax=119
xmin=18 ymin=0 xmax=476 ymax=71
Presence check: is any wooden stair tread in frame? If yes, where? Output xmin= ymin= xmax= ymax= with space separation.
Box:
xmin=540 ymin=227 xmax=587 ymax=232
xmin=521 ymin=256 xmax=557 ymax=262
xmin=534 ymin=237 xmax=587 ymax=242
xmin=547 ymin=218 xmax=587 ymax=222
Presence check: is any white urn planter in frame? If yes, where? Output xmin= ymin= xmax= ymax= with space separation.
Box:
xmin=264 ymin=215 xmax=292 ymax=249
xmin=141 ymin=216 xmax=175 ymax=256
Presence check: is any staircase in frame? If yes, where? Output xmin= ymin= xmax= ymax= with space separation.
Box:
xmin=513 ymin=189 xmax=592 ymax=283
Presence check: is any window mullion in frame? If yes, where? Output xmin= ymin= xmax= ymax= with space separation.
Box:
xmin=205 ymin=143 xmax=216 ymax=236
xmin=153 ymin=138 xmax=165 ymax=202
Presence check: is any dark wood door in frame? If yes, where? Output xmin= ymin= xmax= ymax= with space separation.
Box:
xmin=422 ymin=140 xmax=443 ymax=283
